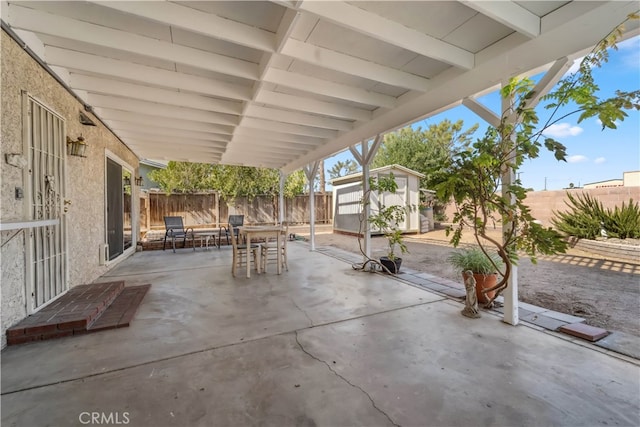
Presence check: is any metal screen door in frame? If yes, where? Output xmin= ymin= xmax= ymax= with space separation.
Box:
xmin=106 ymin=158 xmax=124 ymax=260
xmin=24 ymin=93 xmax=68 ymax=311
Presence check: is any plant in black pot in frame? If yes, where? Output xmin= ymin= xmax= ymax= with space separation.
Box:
xmin=374 ymin=222 xmax=408 ymax=274
xmin=448 ymin=248 xmax=504 ymax=306
xmin=358 ymin=173 xmax=414 ymax=274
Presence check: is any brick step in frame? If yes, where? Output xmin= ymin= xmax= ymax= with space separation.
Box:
xmin=5 ymin=281 xmax=148 ymax=345
xmin=89 ymin=284 xmax=150 ymax=332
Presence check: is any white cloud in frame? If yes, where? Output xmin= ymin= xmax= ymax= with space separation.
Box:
xmin=567 ymin=155 xmax=588 ymax=163
xmin=594 ymin=157 xmax=606 ymax=164
xmin=543 ymin=123 xmax=584 ymax=138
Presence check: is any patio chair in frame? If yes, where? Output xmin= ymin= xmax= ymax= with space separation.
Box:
xmin=220 ymin=215 xmax=245 ymax=245
xmin=261 ymin=222 xmax=289 ymax=273
xmin=163 ymin=216 xmax=195 ymax=253
xmin=230 ymin=224 xmax=260 ymax=277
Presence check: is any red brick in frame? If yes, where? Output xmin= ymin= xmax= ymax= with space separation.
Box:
xmin=6 ymin=328 xmax=25 ymax=337
xmin=24 ymin=324 xmax=58 ymax=335
xmin=57 ymin=319 xmax=87 ymax=330
xmin=559 ymin=323 xmax=609 ymax=342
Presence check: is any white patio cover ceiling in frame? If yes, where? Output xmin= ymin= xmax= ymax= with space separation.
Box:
xmin=2 ymin=1 xmax=638 ymax=172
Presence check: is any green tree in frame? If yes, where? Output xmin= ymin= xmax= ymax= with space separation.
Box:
xmin=372 ymin=120 xmax=479 ymax=189
xmin=147 ymin=162 xmax=305 ymax=202
xmin=147 ymin=161 xmax=215 ymax=193
xmin=328 ymin=159 xmax=360 ymax=179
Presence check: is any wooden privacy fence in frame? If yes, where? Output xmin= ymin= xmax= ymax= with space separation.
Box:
xmin=140 ymin=192 xmax=332 ymax=232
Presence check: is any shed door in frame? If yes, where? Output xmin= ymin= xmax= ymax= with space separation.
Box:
xmin=25 ymin=94 xmax=68 ymax=311
xmin=381 ymin=177 xmax=408 ymax=230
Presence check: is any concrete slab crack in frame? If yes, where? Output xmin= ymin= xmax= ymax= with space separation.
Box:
xmin=294 ymin=331 xmax=400 ymax=427
xmin=289 ymin=297 xmax=314 ymax=327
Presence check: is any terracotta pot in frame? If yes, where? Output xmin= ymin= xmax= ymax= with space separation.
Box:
xmin=462 ymin=272 xmax=498 ymax=304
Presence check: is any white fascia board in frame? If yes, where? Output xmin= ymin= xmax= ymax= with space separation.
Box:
xmin=299 ymin=0 xmax=474 ymax=70
xmin=240 ymin=117 xmax=338 ymax=139
xmin=86 ymin=94 xmax=239 ymax=127
xmin=95 ymin=109 xmax=234 ymax=135
xmin=230 ymin=136 xmax=312 ymax=153
xmin=7 ymin=4 xmax=258 ymax=80
xmin=128 ymin=143 xmax=226 ymax=157
xmin=233 ymin=126 xmax=326 ymax=146
xmin=231 ymin=131 xmax=319 ymax=149
xmin=91 ymin=0 xmax=276 ymax=53
xmin=256 ymin=90 xmax=372 ymax=121
xmin=220 ymin=155 xmax=284 ymax=168
xmin=70 ymin=74 xmax=243 ymax=115
xmin=226 ymin=143 xmax=308 ymax=157
xmin=244 ymin=104 xmax=353 ymax=131
xmin=462 ymin=1 xmax=540 ymax=39
xmin=107 ymin=121 xmax=232 ymax=143
xmin=114 ymin=130 xmax=228 ymax=148
xmin=223 ymin=151 xmax=296 ymax=167
xmin=263 ymin=68 xmax=397 ymax=108
xmin=45 ymin=47 xmax=252 ymax=101
xmin=126 ymin=140 xmax=225 ymax=155
xmin=280 ymin=39 xmax=431 ymax=92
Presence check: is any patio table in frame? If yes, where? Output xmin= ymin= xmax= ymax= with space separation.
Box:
xmin=239 ymin=225 xmax=284 ymax=278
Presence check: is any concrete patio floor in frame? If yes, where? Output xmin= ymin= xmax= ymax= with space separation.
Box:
xmin=2 ymin=242 xmax=639 ymax=427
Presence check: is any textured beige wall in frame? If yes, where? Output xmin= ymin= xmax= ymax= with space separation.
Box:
xmin=1 ymin=30 xmax=139 ymax=346
xmin=443 ymin=187 xmax=640 ymax=227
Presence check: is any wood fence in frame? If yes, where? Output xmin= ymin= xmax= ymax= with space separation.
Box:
xmin=140 ymin=191 xmax=332 ymax=232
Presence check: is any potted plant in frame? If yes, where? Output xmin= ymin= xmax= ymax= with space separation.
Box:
xmin=448 ymin=248 xmax=504 ymax=305
xmin=378 ymin=228 xmax=407 ymax=274
xmin=429 ymin=23 xmax=639 ymax=307
xmin=355 ymin=173 xmax=413 ymax=274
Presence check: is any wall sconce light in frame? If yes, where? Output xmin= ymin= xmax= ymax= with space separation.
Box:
xmin=67 ymin=135 xmax=87 ymax=157
xmin=135 ymin=176 xmax=144 ymax=186
xmin=124 ymin=176 xmax=131 ymax=186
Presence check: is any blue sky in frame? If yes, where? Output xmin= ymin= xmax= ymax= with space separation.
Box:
xmin=324 ymin=35 xmax=639 ymax=191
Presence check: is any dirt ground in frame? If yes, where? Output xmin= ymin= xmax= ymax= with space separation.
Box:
xmin=292 ymin=225 xmax=640 ymax=337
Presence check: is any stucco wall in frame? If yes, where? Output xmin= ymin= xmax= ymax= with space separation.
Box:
xmin=443 ymin=187 xmax=640 ymax=227
xmin=1 ymin=30 xmax=139 ymax=347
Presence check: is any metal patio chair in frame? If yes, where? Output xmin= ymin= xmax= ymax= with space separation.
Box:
xmin=220 ymin=215 xmax=245 ymax=245
xmin=163 ymin=216 xmax=195 ymax=253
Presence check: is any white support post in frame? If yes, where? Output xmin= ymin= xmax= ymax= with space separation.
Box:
xmin=349 ymin=135 xmax=382 ymax=267
xmin=362 ymin=149 xmax=371 ymax=261
xmin=501 ymin=80 xmax=519 ymax=326
xmin=304 ymin=161 xmax=320 ymax=251
xmin=464 ymin=87 xmax=520 ymax=325
xmin=278 ymin=170 xmax=285 ymax=224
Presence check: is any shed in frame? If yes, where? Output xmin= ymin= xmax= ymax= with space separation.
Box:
xmin=331 ymin=165 xmax=425 ymax=235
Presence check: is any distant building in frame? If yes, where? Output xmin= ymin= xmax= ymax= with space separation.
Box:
xmin=139 ymin=159 xmax=168 ymax=190
xmin=583 ymin=171 xmax=640 ymax=189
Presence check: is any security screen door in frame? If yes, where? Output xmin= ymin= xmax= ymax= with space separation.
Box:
xmin=24 ymin=93 xmax=68 ymax=311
